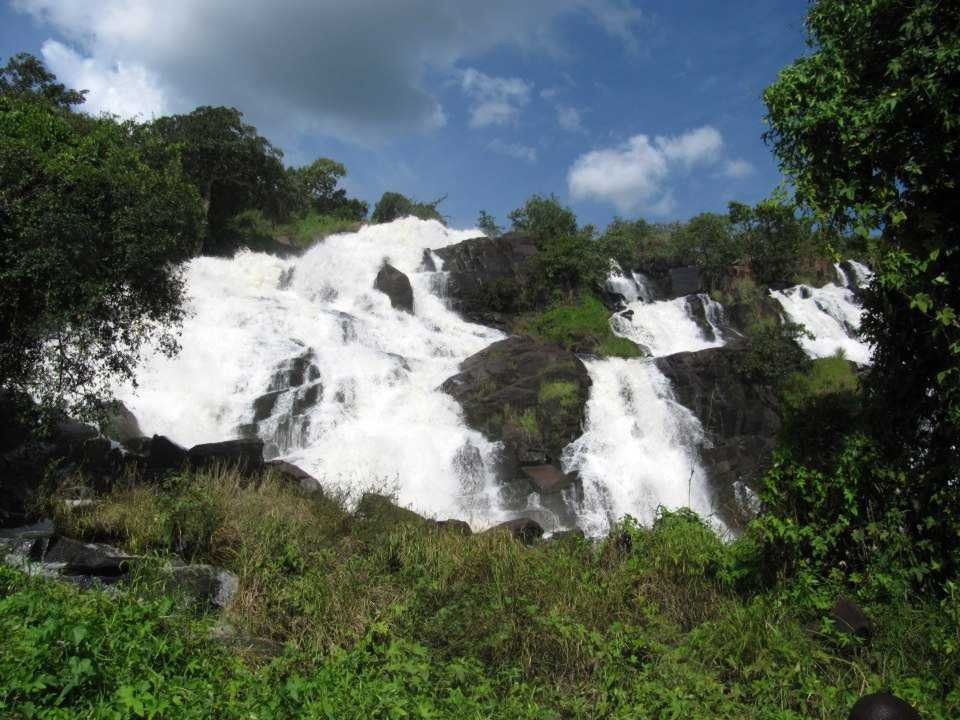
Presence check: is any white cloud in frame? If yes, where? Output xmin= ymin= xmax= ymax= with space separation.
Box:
xmin=556 ymin=105 xmax=583 ymax=132
xmin=12 ymin=0 xmax=644 ymax=145
xmin=41 ymin=40 xmax=168 ymax=119
xmin=722 ymin=158 xmax=755 ymax=179
xmin=461 ymin=68 xmax=531 ymax=128
xmin=488 ymin=139 xmax=537 ymax=163
xmin=567 ymin=126 xmax=726 ymax=213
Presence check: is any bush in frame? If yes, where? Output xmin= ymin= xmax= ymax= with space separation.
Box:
xmin=371 ymin=191 xmax=444 ymax=224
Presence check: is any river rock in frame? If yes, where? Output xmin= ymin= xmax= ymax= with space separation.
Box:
xmin=434 ymin=519 xmax=472 ymax=536
xmin=832 ymin=597 xmax=872 ymax=638
xmin=848 ymin=692 xmax=919 ymax=720
xmin=188 ymin=438 xmax=264 ymax=474
xmin=485 ymin=518 xmax=543 ymax=544
xmin=440 ymin=336 xmax=591 ymax=477
xmin=656 ymin=346 xmax=780 ymax=529
xmin=521 ymin=464 xmax=576 ymax=494
xmin=164 ymin=563 xmax=238 ymax=609
xmin=265 ymin=460 xmax=322 ymax=494
xmin=99 ymin=401 xmax=142 ymax=443
xmin=146 ymin=435 xmax=189 ymax=474
xmin=40 ymin=536 xmax=134 ymax=576
xmin=374 ymin=262 xmax=414 ymax=313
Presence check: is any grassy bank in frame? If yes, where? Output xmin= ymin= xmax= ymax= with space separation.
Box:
xmin=1 ymin=466 xmax=957 ymax=718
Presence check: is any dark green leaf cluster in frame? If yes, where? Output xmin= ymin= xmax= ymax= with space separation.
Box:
xmin=371 ymin=191 xmax=445 ymax=224
xmin=0 ymin=93 xmax=204 ymax=417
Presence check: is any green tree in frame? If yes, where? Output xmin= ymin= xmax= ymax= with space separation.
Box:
xmin=476 ymin=210 xmax=502 ymax=238
xmin=763 ymin=0 xmax=960 ymax=580
xmin=507 ymin=194 xmax=577 ymax=242
xmin=148 ymin=106 xmax=289 ymax=254
xmin=371 ymin=192 xmax=444 ymax=224
xmin=0 ymin=53 xmax=86 ymax=109
xmin=728 ymin=199 xmax=812 ymax=286
xmin=287 ymin=158 xmax=366 ymax=220
xmin=0 ymin=95 xmax=204 ymax=417
xmin=677 ymin=213 xmax=742 ymax=290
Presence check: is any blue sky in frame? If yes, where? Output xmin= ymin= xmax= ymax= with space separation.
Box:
xmin=0 ymin=1 xmax=809 ymax=229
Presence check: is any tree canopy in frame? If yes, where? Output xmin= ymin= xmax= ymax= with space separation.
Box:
xmin=0 ymin=82 xmax=204 ymax=417
xmin=763 ymin=0 xmax=960 ymax=579
xmin=0 ymin=53 xmax=87 ymax=110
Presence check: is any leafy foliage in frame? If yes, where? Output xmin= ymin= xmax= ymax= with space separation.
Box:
xmin=0 ymin=94 xmax=204 ymax=417
xmin=148 ymin=106 xmax=290 ymax=253
xmin=286 ymin=158 xmax=367 ymax=221
xmin=763 ymin=0 xmax=960 ymax=578
xmin=371 ymin=191 xmax=445 ymax=224
xmin=477 ymin=210 xmax=502 ymax=237
xmin=0 ymin=52 xmax=87 ymax=109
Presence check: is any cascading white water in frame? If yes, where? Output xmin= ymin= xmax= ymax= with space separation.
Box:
xmin=563 ymin=267 xmax=723 ymax=535
xmin=116 ymin=218 xmax=509 ymax=525
xmin=770 ymin=262 xmax=873 ymax=365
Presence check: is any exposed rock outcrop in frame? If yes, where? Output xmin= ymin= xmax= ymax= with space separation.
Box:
xmin=485 ymin=517 xmax=544 ymax=544
xmin=425 ymin=232 xmax=537 ymax=327
xmin=374 ymin=262 xmax=414 ymax=313
xmin=189 ymin=438 xmax=264 ymax=474
xmin=440 ymin=336 xmax=590 ymax=483
xmin=656 ymin=346 xmax=780 ymax=528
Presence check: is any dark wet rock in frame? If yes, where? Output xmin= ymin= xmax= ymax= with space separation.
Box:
xmin=164 ymin=563 xmax=238 ymax=609
xmin=668 ymin=266 xmax=702 ymax=297
xmin=619 ymin=309 xmax=635 ymax=321
xmin=121 ymin=435 xmax=153 ymax=455
xmin=434 ymin=519 xmax=473 ymax=536
xmin=486 ymin=518 xmax=543 ymax=544
xmin=265 ymin=460 xmax=322 ymax=494
xmin=53 ymin=419 xmax=99 ymax=447
xmin=374 ymin=263 xmax=414 ymax=313
xmin=146 ymin=435 xmax=189 ymax=474
xmin=41 ymin=536 xmax=134 ymax=576
xmin=291 ymin=383 xmax=321 ymax=415
xmin=656 ymin=347 xmax=780 ymax=529
xmin=440 ymin=336 xmax=591 ymax=475
xmin=99 ymin=401 xmax=142 ymax=443
xmin=521 ymin=464 xmax=575 ymax=494
xmin=848 ymin=692 xmax=919 ymax=720
xmin=188 ymin=438 xmax=264 ymax=474
xmin=685 ymin=296 xmax=717 ymax=342
xmin=832 ymin=597 xmax=871 ymax=638
xmin=427 ymin=232 xmax=538 ymax=325
xmin=253 ymin=390 xmax=282 ymax=422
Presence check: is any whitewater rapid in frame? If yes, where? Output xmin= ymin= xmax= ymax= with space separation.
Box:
xmin=770 ymin=261 xmax=873 ymax=365
xmin=117 ymin=218 xmax=508 ymax=525
xmin=561 ymin=268 xmax=723 ymax=535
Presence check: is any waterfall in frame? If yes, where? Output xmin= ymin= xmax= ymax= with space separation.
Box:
xmin=769 ymin=262 xmax=873 ymax=365
xmin=116 ymin=218 xmax=509 ymax=526
xmin=562 ymin=267 xmax=724 ymax=535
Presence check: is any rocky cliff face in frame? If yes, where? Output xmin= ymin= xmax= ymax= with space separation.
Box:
xmin=440 ymin=336 xmax=590 ymax=517
xmin=656 ymin=347 xmax=781 ymax=528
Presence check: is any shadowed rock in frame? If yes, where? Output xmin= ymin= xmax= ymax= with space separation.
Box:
xmin=848 ymin=692 xmax=919 ymax=720
xmin=486 ymin=518 xmax=544 ymax=544
xmin=521 ymin=464 xmax=575 ymax=494
xmin=832 ymin=597 xmax=872 ymax=638
xmin=374 ymin=263 xmax=414 ymax=313
xmin=188 ymin=438 xmax=264 ymax=474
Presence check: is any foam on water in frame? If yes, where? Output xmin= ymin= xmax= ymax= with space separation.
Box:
xmin=563 ymin=268 xmax=724 ymax=535
xmin=117 ymin=218 xmax=508 ymax=525
xmin=770 ymin=262 xmax=873 ymax=365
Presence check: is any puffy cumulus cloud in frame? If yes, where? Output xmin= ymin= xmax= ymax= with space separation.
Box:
xmin=40 ymin=40 xmax=168 ymax=119
xmin=722 ymin=158 xmax=756 ymax=179
xmin=567 ymin=126 xmax=727 ymax=213
xmin=488 ymin=139 xmax=537 ymax=163
xmin=13 ymin=0 xmax=646 ymax=146
xmin=460 ymin=68 xmax=531 ymax=128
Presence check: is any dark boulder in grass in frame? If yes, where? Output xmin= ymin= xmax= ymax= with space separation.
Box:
xmin=164 ymin=563 xmax=238 ymax=610
xmin=188 ymin=438 xmax=264 ymax=474
xmin=39 ymin=536 xmax=135 ymax=576
xmin=265 ymin=459 xmax=322 ymax=494
xmin=831 ymin=596 xmax=872 ymax=638
xmin=485 ymin=517 xmax=544 ymax=544
xmin=848 ymin=692 xmax=920 ymax=720
xmin=374 ymin=262 xmax=414 ymax=313
xmin=146 ymin=435 xmax=190 ymax=473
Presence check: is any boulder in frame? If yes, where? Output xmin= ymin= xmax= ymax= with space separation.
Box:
xmin=265 ymin=460 xmax=322 ymax=494
xmin=521 ymin=464 xmax=576 ymax=494
xmin=188 ymin=438 xmax=264 ymax=474
xmin=99 ymin=401 xmax=142 ymax=443
xmin=164 ymin=563 xmax=238 ymax=609
xmin=426 ymin=232 xmax=538 ymax=325
xmin=146 ymin=435 xmax=189 ymax=474
xmin=485 ymin=518 xmax=543 ymax=544
xmin=355 ymin=493 xmax=428 ymax=528
xmin=40 ymin=536 xmax=134 ymax=576
xmin=656 ymin=347 xmax=780 ymax=529
xmin=832 ymin=597 xmax=872 ymax=638
xmin=440 ymin=336 xmax=591 ymax=475
xmin=434 ymin=519 xmax=473 ymax=536
xmin=848 ymin=692 xmax=919 ymax=720
xmin=374 ymin=263 xmax=414 ymax=313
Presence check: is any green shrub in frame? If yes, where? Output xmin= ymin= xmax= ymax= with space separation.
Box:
xmin=371 ymin=191 xmax=444 ymax=224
